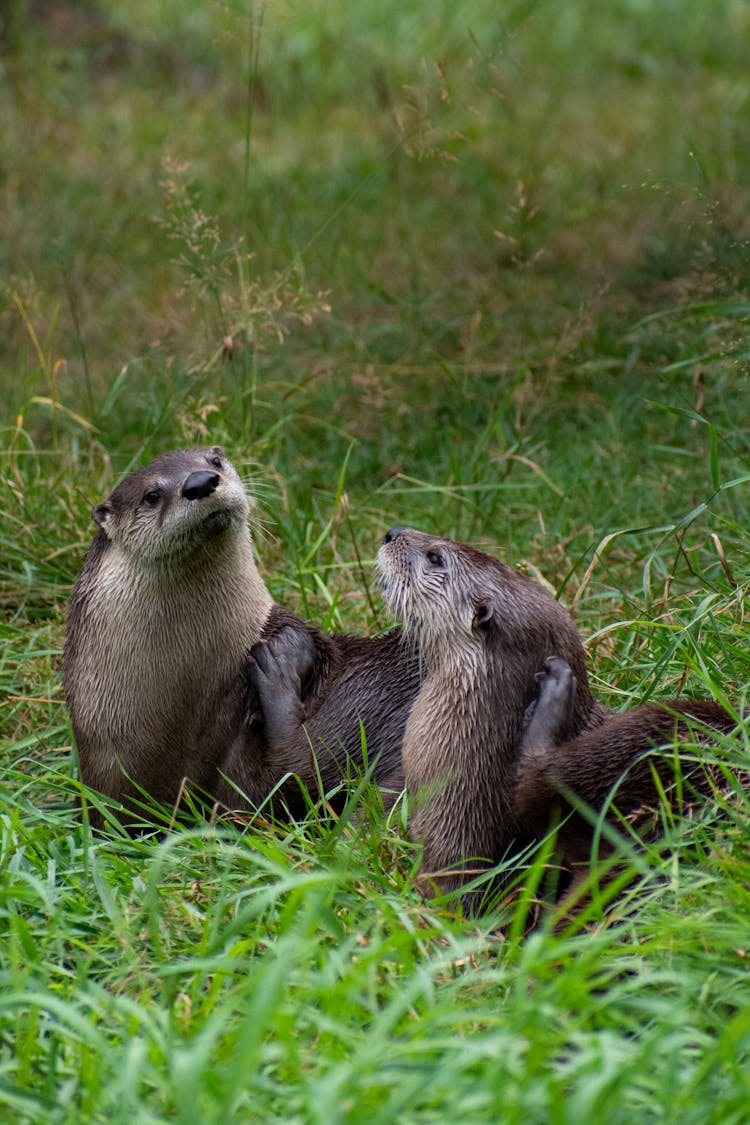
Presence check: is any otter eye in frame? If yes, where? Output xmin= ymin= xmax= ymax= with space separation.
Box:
xmin=142 ymin=489 xmax=161 ymax=507
xmin=210 ymin=455 xmax=222 ymax=470
xmin=426 ymin=550 xmax=445 ymax=568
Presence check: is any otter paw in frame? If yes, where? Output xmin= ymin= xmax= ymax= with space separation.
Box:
xmin=521 ymin=655 xmax=576 ymax=751
xmin=246 ymin=626 xmax=317 ymax=742
xmin=251 ymin=626 xmax=316 ymax=694
xmin=538 ymin=655 xmax=576 ymax=711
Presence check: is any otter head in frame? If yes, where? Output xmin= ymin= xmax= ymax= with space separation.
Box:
xmin=377 ymin=527 xmax=571 ymax=677
xmin=92 ymin=445 xmax=251 ymax=567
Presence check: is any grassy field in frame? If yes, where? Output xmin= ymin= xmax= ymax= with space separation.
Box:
xmin=2 ymin=1 xmax=750 ymax=1120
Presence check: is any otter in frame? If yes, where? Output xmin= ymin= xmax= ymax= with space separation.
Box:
xmin=374 ymin=527 xmax=608 ymax=910
xmin=374 ymin=528 xmax=739 ymax=912
xmin=63 ymin=446 xmax=419 ymax=828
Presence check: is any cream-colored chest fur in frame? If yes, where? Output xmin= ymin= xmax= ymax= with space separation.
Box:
xmin=72 ymin=536 xmax=272 ymax=753
xmin=401 ymin=648 xmax=488 ymax=790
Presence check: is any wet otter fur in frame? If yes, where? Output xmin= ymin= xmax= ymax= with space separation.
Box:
xmin=63 ymin=447 xmax=418 ymax=827
xmin=376 ymin=527 xmax=610 ymax=910
xmin=376 ymin=528 xmax=739 ymax=913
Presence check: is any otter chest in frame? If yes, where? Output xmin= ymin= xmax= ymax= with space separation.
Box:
xmin=75 ymin=556 xmax=253 ymax=745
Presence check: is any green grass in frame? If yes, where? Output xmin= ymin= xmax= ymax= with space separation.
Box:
xmin=2 ymin=0 xmax=750 ymax=1119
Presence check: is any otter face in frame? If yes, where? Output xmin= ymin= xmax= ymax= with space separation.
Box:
xmin=377 ymin=527 xmax=554 ymax=667
xmin=92 ymin=446 xmax=251 ymax=564
xmin=377 ymin=528 xmax=499 ymax=646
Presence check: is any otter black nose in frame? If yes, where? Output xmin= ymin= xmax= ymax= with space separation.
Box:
xmin=182 ymin=471 xmax=220 ymax=501
xmin=383 ymin=527 xmax=407 ymax=545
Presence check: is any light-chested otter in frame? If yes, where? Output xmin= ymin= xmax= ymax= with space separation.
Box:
xmin=374 ymin=527 xmax=608 ymax=910
xmin=375 ymin=528 xmax=739 ymax=912
xmin=63 ymin=447 xmax=419 ymax=828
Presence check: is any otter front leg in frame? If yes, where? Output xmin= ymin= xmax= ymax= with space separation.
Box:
xmin=247 ymin=627 xmax=316 ymax=751
xmin=521 ymin=656 xmax=576 ymax=757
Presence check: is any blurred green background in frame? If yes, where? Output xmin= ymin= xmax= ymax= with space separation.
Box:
xmin=3 ymin=1 xmax=748 ymax=543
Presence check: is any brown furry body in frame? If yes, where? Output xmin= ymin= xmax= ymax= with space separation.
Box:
xmin=63 ymin=447 xmax=418 ymax=827
xmin=377 ymin=528 xmax=738 ymax=912
xmin=376 ymin=528 xmax=610 ymax=909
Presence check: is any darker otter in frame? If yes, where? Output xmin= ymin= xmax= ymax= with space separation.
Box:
xmin=375 ymin=528 xmax=739 ymax=913
xmin=63 ymin=446 xmax=419 ymax=828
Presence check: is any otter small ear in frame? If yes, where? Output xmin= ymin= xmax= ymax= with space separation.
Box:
xmin=92 ymin=501 xmax=113 ymax=529
xmin=472 ymin=599 xmax=495 ymax=631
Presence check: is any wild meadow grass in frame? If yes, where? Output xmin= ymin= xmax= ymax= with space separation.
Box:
xmin=2 ymin=1 xmax=750 ymax=1120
